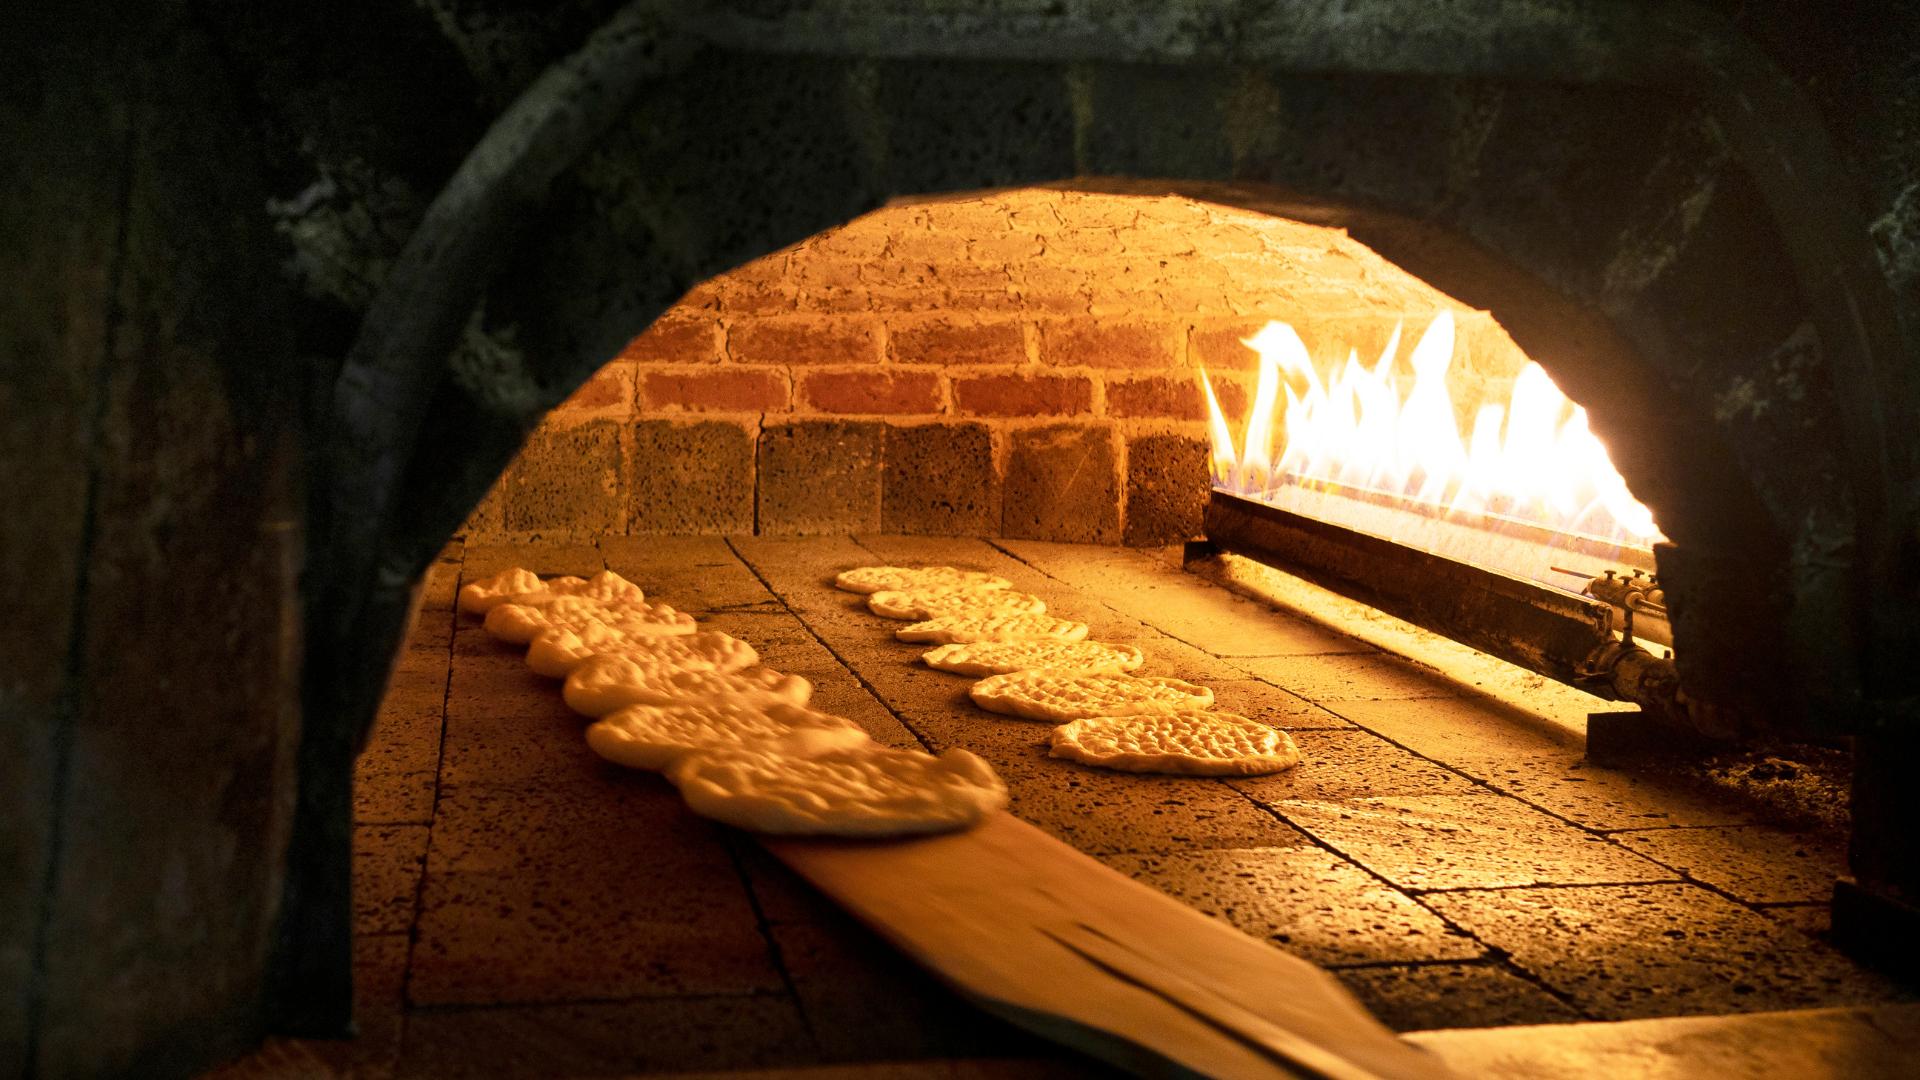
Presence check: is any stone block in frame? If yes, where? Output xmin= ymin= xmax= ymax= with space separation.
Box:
xmin=756 ymin=420 xmax=884 ymax=535
xmin=1099 ymin=848 xmax=1482 ymax=968
xmin=351 ymin=824 xmax=427 ymax=935
xmin=1123 ymin=432 xmax=1209 ymax=545
xmin=1611 ymin=825 xmax=1848 ymax=904
xmin=639 ymin=367 xmax=790 ymax=412
xmin=1001 ymin=425 xmax=1120 ymax=543
xmin=1037 ymin=319 xmax=1181 ymax=369
xmin=952 ymin=373 xmax=1092 ymax=417
xmin=881 ymin=422 xmax=1001 ymax=535
xmin=889 ymin=315 xmax=1027 ymax=365
xmin=1335 ymin=962 xmax=1585 ymax=1032
xmin=796 ymin=369 xmax=943 ymax=415
xmin=500 ymin=420 xmax=626 ymax=535
xmin=727 ymin=316 xmax=880 ymax=365
xmin=628 ymin=420 xmax=755 ymax=534
xmin=1229 ymin=729 xmax=1478 ymax=806
xmin=618 ymin=310 xmax=722 ymax=364
xmin=1425 ymin=883 xmax=1902 ymax=1020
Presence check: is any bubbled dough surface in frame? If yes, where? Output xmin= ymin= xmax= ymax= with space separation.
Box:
xmin=667 ymin=745 xmax=1008 ymax=837
xmin=484 ymin=594 xmax=695 ymax=645
xmin=1050 ymin=711 xmax=1302 ymax=776
xmin=921 ymin=640 xmax=1146 ymax=677
xmin=867 ymin=585 xmax=1047 ymax=621
xmin=969 ymin=669 xmax=1214 ymax=722
xmin=565 ymin=659 xmax=812 ymax=718
xmin=459 ymin=568 xmax=644 ymax=615
xmin=586 ymin=701 xmax=870 ymax=771
xmin=833 ymin=565 xmax=1012 ymax=595
xmin=895 ymin=612 xmax=1090 ymax=644
xmin=527 ymin=625 xmax=758 ymax=678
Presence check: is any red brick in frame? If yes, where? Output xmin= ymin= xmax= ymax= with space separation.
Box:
xmin=798 ymin=370 xmax=942 ymax=416
xmin=1038 ymin=320 xmax=1179 ymax=369
xmin=1106 ymin=375 xmax=1205 ymax=420
xmin=1188 ymin=320 xmax=1269 ymax=374
xmin=619 ymin=314 xmax=720 ymax=365
xmin=953 ymin=374 xmax=1092 ymax=418
xmin=552 ymin=366 xmax=632 ymax=413
xmin=639 ymin=368 xmax=789 ymax=413
xmin=727 ymin=318 xmax=881 ymax=366
xmin=888 ymin=317 xmax=1026 ymax=366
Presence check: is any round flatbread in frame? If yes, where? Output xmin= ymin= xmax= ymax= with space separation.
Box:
xmin=525 ymin=624 xmax=757 ymax=678
xmin=969 ymin=669 xmax=1214 ymax=722
xmin=667 ymin=744 xmax=1008 ymax=837
xmin=586 ymin=701 xmax=871 ymax=771
xmin=920 ymin=640 xmax=1146 ymax=677
xmin=457 ymin=567 xmax=544 ymax=615
xmin=867 ymin=585 xmax=1047 ymax=621
xmin=1050 ymin=711 xmax=1302 ymax=776
xmin=459 ymin=568 xmax=644 ymax=615
xmin=833 ymin=565 xmax=1013 ymax=595
xmin=484 ymin=594 xmax=695 ymax=645
xmin=565 ymin=658 xmax=812 ymax=718
xmin=895 ymin=612 xmax=1089 ymax=644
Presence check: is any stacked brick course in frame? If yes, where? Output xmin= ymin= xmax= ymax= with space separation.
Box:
xmin=465 ymin=189 xmax=1525 ymax=544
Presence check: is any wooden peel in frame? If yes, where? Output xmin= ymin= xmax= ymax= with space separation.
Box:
xmin=764 ymin=812 xmax=1453 ymax=1080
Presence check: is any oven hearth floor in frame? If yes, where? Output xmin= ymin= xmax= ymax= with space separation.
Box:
xmin=249 ymin=536 xmax=1912 ymax=1077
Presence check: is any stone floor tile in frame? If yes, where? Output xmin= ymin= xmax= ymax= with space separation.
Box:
xmin=353 ymin=824 xmax=428 ymax=935
xmin=998 ymin=756 xmax=1311 ymax=855
xmin=1204 ymin=678 xmax=1356 ymax=731
xmin=600 ymin=535 xmax=784 ymax=613
xmin=410 ymin=778 xmax=781 ymax=1005
xmin=771 ymin=915 xmax=1053 ymax=1063
xmin=357 ymin=669 xmax=447 ymax=825
xmin=1424 ymin=883 xmax=1907 ymax=1021
xmin=1334 ymin=962 xmax=1584 ymax=1032
xmin=1610 ymin=825 xmax=1848 ymax=904
xmin=1233 ymin=653 xmax=1465 ymax=704
xmin=1761 ymin=903 xmax=1833 ymax=939
xmin=1324 ymin=695 xmax=1583 ymax=769
xmin=1479 ymin=756 xmax=1756 ymax=831
xmin=459 ymin=541 xmax=604 ymax=578
xmin=1230 ymin=729 xmax=1477 ymax=805
xmin=1098 ymin=848 xmax=1482 ymax=967
xmin=208 ymin=934 xmax=413 ymax=1079
xmin=993 ymin=538 xmax=1367 ymax=657
xmin=397 ymin=994 xmax=819 ymax=1078
xmin=1274 ymin=794 xmax=1674 ymax=892
xmin=354 ymin=769 xmax=438 ymax=828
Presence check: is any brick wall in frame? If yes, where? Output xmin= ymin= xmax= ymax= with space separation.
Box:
xmin=462 ymin=190 xmax=1529 ymax=545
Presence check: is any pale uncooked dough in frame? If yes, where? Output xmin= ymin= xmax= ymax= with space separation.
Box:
xmin=1050 ymin=711 xmax=1302 ymax=776
xmin=585 ymin=701 xmax=870 ymax=771
xmin=920 ymin=640 xmax=1147 ymax=677
xmin=667 ymin=744 xmax=1008 ymax=836
xmin=484 ymin=595 xmax=695 ymax=645
xmin=833 ymin=565 xmax=1012 ymax=595
xmin=525 ymin=623 xmax=757 ymax=678
xmin=457 ymin=567 xmax=544 ymax=615
xmin=895 ymin=612 xmax=1090 ymax=644
xmin=564 ymin=658 xmax=812 ymax=718
xmin=867 ymin=585 xmax=1047 ymax=621
xmin=968 ymin=669 xmax=1214 ymax=722
xmin=458 ymin=568 xmax=644 ymax=615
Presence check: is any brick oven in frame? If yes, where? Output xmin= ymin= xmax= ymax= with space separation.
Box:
xmin=8 ymin=1 xmax=1920 ymax=1077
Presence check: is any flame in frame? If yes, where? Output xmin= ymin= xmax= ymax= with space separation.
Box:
xmin=1203 ymin=314 xmax=1663 ymax=583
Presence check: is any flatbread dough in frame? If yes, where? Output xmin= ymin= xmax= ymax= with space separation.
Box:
xmin=525 ymin=623 xmax=757 ymax=678
xmin=867 ymin=585 xmax=1047 ymax=621
xmin=586 ymin=701 xmax=870 ymax=771
xmin=969 ymin=669 xmax=1214 ymax=722
xmin=895 ymin=612 xmax=1090 ymax=644
xmin=457 ymin=567 xmax=543 ymax=615
xmin=833 ymin=565 xmax=1012 ymax=595
xmin=1050 ymin=711 xmax=1302 ymax=776
xmin=484 ymin=594 xmax=695 ymax=645
xmin=458 ymin=568 xmax=643 ymax=615
xmin=565 ymin=658 xmax=812 ymax=718
xmin=920 ymin=640 xmax=1146 ymax=677
xmin=667 ymin=744 xmax=1008 ymax=837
